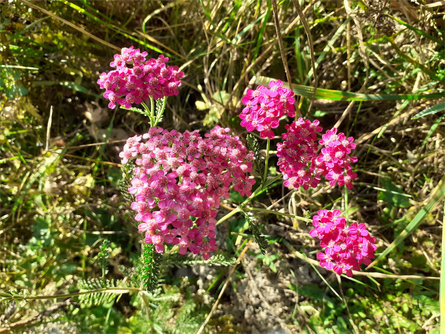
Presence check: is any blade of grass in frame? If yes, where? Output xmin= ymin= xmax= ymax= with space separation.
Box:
xmin=421 ymin=114 xmax=445 ymax=150
xmin=61 ymin=0 xmax=167 ymax=55
xmin=294 ymin=26 xmax=304 ymax=84
xmin=367 ymin=175 xmax=445 ymax=269
xmin=232 ymin=13 xmax=266 ymax=45
xmin=21 ymin=0 xmax=120 ymax=51
xmin=310 ymin=262 xmax=343 ymax=301
xmin=253 ymin=1 xmax=272 ymax=60
xmin=441 ymin=199 xmax=445 ymax=331
xmin=136 ymin=31 xmax=185 ymax=59
xmin=256 ymin=76 xmax=445 ymax=101
xmin=385 ymin=36 xmax=442 ymax=81
xmin=222 ymin=0 xmax=243 ymax=34
xmin=304 ymin=17 xmax=351 ymax=85
xmin=0 ymin=65 xmax=39 ymax=71
xmin=0 ymin=156 xmax=20 ymax=164
xmin=292 ymin=0 xmax=317 ymax=113
xmin=199 ymin=0 xmax=213 ymax=25
xmin=388 ymin=14 xmax=444 ymax=46
xmin=412 ymin=101 xmax=445 ymax=119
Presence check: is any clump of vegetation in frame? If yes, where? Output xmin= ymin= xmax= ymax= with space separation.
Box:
xmin=1 ymin=1 xmax=444 ymax=333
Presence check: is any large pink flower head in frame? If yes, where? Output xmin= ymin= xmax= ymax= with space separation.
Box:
xmin=277 ymin=119 xmax=358 ymax=190
xmin=310 ymin=209 xmax=376 ymax=277
xmin=97 ymin=46 xmax=184 ymax=109
xmin=119 ymin=126 xmax=255 ymax=259
xmin=240 ymin=80 xmax=295 ymax=139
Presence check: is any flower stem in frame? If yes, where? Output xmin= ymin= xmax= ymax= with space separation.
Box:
xmin=150 ymin=97 xmax=155 ymax=124
xmin=262 ymin=138 xmax=271 ymax=186
xmin=246 ymin=207 xmax=311 ymax=222
xmin=217 ymin=175 xmax=282 ymax=226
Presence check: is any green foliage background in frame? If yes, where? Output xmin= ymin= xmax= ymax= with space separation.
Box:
xmin=0 ymin=0 xmax=444 ymax=333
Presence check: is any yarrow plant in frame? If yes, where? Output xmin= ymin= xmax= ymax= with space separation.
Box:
xmin=309 ymin=210 xmax=376 ymax=277
xmin=95 ymin=47 xmax=374 ymax=275
xmin=240 ymin=80 xmax=295 ymax=139
xmin=119 ymin=126 xmax=255 ymax=259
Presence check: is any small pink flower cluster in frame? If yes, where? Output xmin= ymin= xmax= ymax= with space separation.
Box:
xmin=97 ymin=46 xmax=184 ymax=109
xmin=240 ymin=80 xmax=295 ymax=139
xmin=277 ymin=119 xmax=358 ymax=190
xmin=317 ymin=128 xmax=358 ymax=189
xmin=277 ymin=118 xmax=323 ymax=190
xmin=309 ymin=210 xmax=376 ymax=277
xmin=119 ymin=126 xmax=256 ymax=259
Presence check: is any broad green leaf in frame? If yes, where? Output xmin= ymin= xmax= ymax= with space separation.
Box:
xmin=377 ymin=178 xmax=411 ymax=208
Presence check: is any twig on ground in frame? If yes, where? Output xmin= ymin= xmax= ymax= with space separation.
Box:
xmin=196 ymin=240 xmax=252 ymax=334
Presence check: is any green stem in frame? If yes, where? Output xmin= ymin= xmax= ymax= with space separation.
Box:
xmin=262 ymin=138 xmax=271 ymax=185
xmin=150 ymin=97 xmax=155 ymax=122
xmin=247 ymin=207 xmax=311 ymax=222
xmin=440 ymin=199 xmax=445 ymax=330
xmin=217 ymin=175 xmax=282 ymax=226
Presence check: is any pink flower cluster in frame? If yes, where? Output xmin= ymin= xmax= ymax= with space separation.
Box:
xmin=119 ymin=126 xmax=256 ymax=259
xmin=309 ymin=210 xmax=376 ymax=277
xmin=277 ymin=119 xmax=358 ymax=190
xmin=277 ymin=118 xmax=323 ymax=190
xmin=317 ymin=128 xmax=358 ymax=188
xmin=240 ymin=80 xmax=295 ymax=139
xmin=97 ymin=46 xmax=184 ymax=109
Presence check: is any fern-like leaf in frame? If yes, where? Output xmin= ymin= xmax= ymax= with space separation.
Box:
xmin=247 ymin=134 xmax=263 ymax=177
xmin=77 ymin=278 xmax=127 ymax=307
xmin=244 ymin=212 xmax=268 ymax=254
xmin=163 ymin=252 xmax=236 ymax=267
